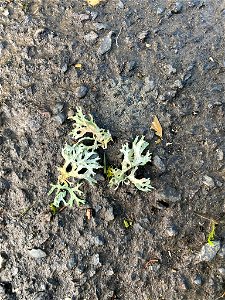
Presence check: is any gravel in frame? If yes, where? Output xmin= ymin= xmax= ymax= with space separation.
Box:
xmin=97 ymin=31 xmax=113 ymax=55
xmin=75 ymin=85 xmax=89 ymax=98
xmin=27 ymin=249 xmax=47 ymax=259
xmin=197 ymin=241 xmax=221 ymax=262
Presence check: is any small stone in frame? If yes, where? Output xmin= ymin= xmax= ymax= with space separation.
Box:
xmin=0 ymin=178 xmax=10 ymax=194
xmin=117 ymin=0 xmax=124 ymax=9
xmin=52 ymin=102 xmax=64 ymax=114
xmin=90 ymin=11 xmax=98 ymax=20
xmin=67 ymin=255 xmax=78 ymax=269
xmin=3 ymin=9 xmax=9 ymax=17
xmin=167 ymin=64 xmax=177 ymax=75
xmin=126 ymin=60 xmax=137 ymax=72
xmin=106 ymin=269 xmax=114 ymax=276
xmin=202 ymin=175 xmax=215 ymax=188
xmin=197 ymin=241 xmax=221 ymax=262
xmin=92 ymin=254 xmax=101 ymax=266
xmin=218 ymin=244 xmax=225 ymax=257
xmin=76 ymin=85 xmax=88 ymax=98
xmin=97 ymin=31 xmax=113 ymax=55
xmin=153 ymin=155 xmax=166 ymax=173
xmin=0 ymin=252 xmax=8 ymax=270
xmin=138 ymin=31 xmax=149 ymax=41
xmin=193 ymin=275 xmax=203 ymax=285
xmin=166 ymin=225 xmax=178 ymax=237
xmin=173 ymin=79 xmax=183 ymax=89
xmin=218 ymin=268 xmax=225 ymax=275
xmin=28 ymin=249 xmax=47 ymax=259
xmin=159 ymin=186 xmax=181 ymax=202
xmin=104 ymin=207 xmax=114 ymax=222
xmin=93 ymin=23 xmax=108 ymax=31
xmin=216 ymin=149 xmax=224 ymax=161
xmin=54 ymin=113 xmax=66 ymax=125
xmin=157 ymin=7 xmax=165 ymax=15
xmin=61 ymin=64 xmax=68 ymax=73
xmin=171 ymin=2 xmax=183 ymax=13
xmin=143 ymin=77 xmax=155 ymax=93
xmin=188 ymin=0 xmax=201 ymax=7
xmin=84 ymin=31 xmax=98 ymax=43
xmin=94 ymin=236 xmax=105 ymax=246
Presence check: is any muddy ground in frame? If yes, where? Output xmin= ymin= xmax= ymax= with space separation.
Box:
xmin=0 ymin=0 xmax=225 ymax=299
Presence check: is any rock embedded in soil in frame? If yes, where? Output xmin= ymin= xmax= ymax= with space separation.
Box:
xmin=152 ymin=155 xmax=166 ymax=173
xmin=218 ymin=268 xmax=225 ymax=275
xmin=193 ymin=275 xmax=203 ymax=285
xmin=54 ymin=113 xmax=66 ymax=125
xmin=171 ymin=2 xmax=183 ymax=14
xmin=202 ymin=175 xmax=215 ymax=188
xmin=97 ymin=31 xmax=113 ymax=55
xmin=104 ymin=207 xmax=115 ymax=222
xmin=28 ymin=249 xmax=47 ymax=259
xmin=197 ymin=241 xmax=221 ymax=262
xmin=84 ymin=31 xmax=99 ymax=43
xmin=157 ymin=7 xmax=165 ymax=15
xmin=76 ymin=85 xmax=88 ymax=98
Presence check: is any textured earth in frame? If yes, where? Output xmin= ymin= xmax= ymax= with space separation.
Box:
xmin=0 ymin=1 xmax=225 ymax=299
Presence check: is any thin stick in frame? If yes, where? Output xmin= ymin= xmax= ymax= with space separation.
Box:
xmin=116 ymin=27 xmax=123 ymax=48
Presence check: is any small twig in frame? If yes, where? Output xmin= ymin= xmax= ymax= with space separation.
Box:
xmin=144 ymin=258 xmax=159 ymax=269
xmin=116 ymin=26 xmax=123 ymax=48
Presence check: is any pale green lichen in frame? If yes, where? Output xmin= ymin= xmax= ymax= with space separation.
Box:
xmin=109 ymin=136 xmax=153 ymax=191
xmin=48 ymin=182 xmax=85 ymax=207
xmin=69 ymin=107 xmax=112 ymax=149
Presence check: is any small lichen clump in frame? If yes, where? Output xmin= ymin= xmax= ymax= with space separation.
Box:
xmin=49 ymin=107 xmax=154 ymax=209
xmin=48 ymin=107 xmax=112 ymax=207
xmin=108 ymin=136 xmax=153 ymax=191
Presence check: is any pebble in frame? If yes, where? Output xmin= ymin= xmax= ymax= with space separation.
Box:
xmin=171 ymin=2 xmax=183 ymax=13
xmin=76 ymin=85 xmax=88 ymax=98
xmin=67 ymin=255 xmax=78 ymax=269
xmin=193 ymin=275 xmax=203 ymax=285
xmin=84 ymin=31 xmax=99 ymax=43
xmin=97 ymin=31 xmax=113 ymax=55
xmin=216 ymin=149 xmax=224 ymax=161
xmin=93 ymin=23 xmax=108 ymax=31
xmin=138 ymin=31 xmax=149 ymax=41
xmin=117 ymin=0 xmax=124 ymax=9
xmin=218 ymin=268 xmax=225 ymax=275
xmin=160 ymin=186 xmax=181 ymax=202
xmin=218 ymin=244 xmax=225 ymax=257
xmin=52 ymin=102 xmax=64 ymax=114
xmin=197 ymin=241 xmax=221 ymax=262
xmin=94 ymin=236 xmax=105 ymax=246
xmin=167 ymin=64 xmax=177 ymax=75
xmin=142 ymin=77 xmax=155 ymax=93
xmin=92 ymin=254 xmax=101 ymax=266
xmin=0 ymin=252 xmax=7 ymax=270
xmin=104 ymin=207 xmax=114 ymax=222
xmin=157 ymin=7 xmax=165 ymax=15
xmin=202 ymin=175 xmax=215 ymax=188
xmin=54 ymin=113 xmax=66 ymax=125
xmin=152 ymin=155 xmax=166 ymax=173
xmin=28 ymin=249 xmax=47 ymax=259
xmin=166 ymin=225 xmax=178 ymax=237
xmin=90 ymin=11 xmax=98 ymax=20
xmin=0 ymin=177 xmax=10 ymax=194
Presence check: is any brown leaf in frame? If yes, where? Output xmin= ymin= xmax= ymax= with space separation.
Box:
xmin=151 ymin=116 xmax=162 ymax=142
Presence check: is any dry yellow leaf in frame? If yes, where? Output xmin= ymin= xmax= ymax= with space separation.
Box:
xmin=151 ymin=115 xmax=162 ymax=142
xmin=75 ymin=63 xmax=82 ymax=69
xmin=86 ymin=0 xmax=101 ymax=6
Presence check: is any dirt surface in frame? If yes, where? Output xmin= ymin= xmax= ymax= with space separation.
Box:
xmin=0 ymin=1 xmax=225 ymax=299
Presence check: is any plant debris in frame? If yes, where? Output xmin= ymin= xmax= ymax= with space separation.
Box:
xmin=151 ymin=115 xmax=162 ymax=143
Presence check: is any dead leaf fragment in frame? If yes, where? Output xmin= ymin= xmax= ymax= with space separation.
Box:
xmin=86 ymin=0 xmax=101 ymax=6
xmin=151 ymin=115 xmax=162 ymax=142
